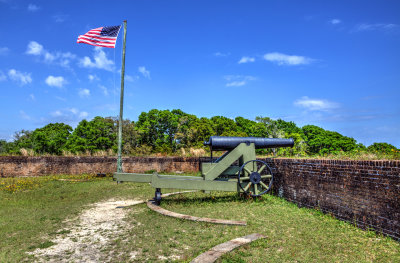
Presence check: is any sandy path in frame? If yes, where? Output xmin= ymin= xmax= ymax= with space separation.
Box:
xmin=29 ymin=199 xmax=143 ymax=262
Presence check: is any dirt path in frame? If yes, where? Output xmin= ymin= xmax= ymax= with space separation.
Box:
xmin=29 ymin=199 xmax=143 ymax=262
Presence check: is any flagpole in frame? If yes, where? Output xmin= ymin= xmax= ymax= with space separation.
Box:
xmin=117 ymin=20 xmax=127 ymax=173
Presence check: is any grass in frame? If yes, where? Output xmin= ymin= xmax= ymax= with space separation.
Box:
xmin=0 ymin=175 xmax=399 ymax=262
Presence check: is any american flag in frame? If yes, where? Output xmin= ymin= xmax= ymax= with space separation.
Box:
xmin=77 ymin=25 xmax=121 ymax=48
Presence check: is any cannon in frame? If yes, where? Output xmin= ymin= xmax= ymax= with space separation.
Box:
xmin=113 ymin=136 xmax=294 ymax=204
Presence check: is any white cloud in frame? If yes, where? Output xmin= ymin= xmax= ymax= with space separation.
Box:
xmin=88 ymin=74 xmax=99 ymax=82
xmin=20 ymin=110 xmax=31 ymax=120
xmin=79 ymin=111 xmax=89 ymax=118
xmin=78 ymin=88 xmax=90 ymax=98
xmin=353 ymin=23 xmax=398 ymax=32
xmin=294 ymin=96 xmax=339 ymax=111
xmin=29 ymin=94 xmax=35 ymax=101
xmin=26 ymin=41 xmax=76 ymax=68
xmin=55 ymin=96 xmax=67 ymax=102
xmin=99 ymin=85 xmax=109 ymax=96
xmin=263 ymin=52 xmax=313 ymax=66
xmin=8 ymin=69 xmax=32 ymax=85
xmin=48 ymin=108 xmax=89 ymax=123
xmin=53 ymin=14 xmax=68 ymax=23
xmin=0 ymin=47 xmax=9 ymax=55
xmin=214 ymin=52 xmax=230 ymax=57
xmin=0 ymin=70 xmax=6 ymax=81
xmin=138 ymin=66 xmax=150 ymax=79
xmin=79 ymin=47 xmax=114 ymax=71
xmin=330 ymin=19 xmax=341 ymax=25
xmin=27 ymin=4 xmax=40 ymax=12
xmin=238 ymin=56 xmax=255 ymax=64
xmin=45 ymin=75 xmax=66 ymax=88
xmin=226 ymin=81 xmax=246 ymax=87
xmin=125 ymin=74 xmax=137 ymax=82
xmin=224 ymin=75 xmax=256 ymax=87
xmin=26 ymin=41 xmax=43 ymax=55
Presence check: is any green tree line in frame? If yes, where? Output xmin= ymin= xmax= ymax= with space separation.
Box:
xmin=0 ymin=109 xmax=398 ymax=157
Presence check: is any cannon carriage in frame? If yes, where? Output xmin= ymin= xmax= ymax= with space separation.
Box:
xmin=114 ymin=136 xmax=294 ymax=204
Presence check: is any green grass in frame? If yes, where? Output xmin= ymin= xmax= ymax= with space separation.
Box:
xmin=0 ymin=175 xmax=399 ymax=262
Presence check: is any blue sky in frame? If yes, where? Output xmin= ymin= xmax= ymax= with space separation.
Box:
xmin=0 ymin=0 xmax=399 ymax=147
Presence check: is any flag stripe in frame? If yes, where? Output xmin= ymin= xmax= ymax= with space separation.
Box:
xmin=77 ymin=39 xmax=115 ymax=48
xmin=77 ymin=25 xmax=121 ymax=48
xmin=78 ymin=34 xmax=117 ymax=42
xmin=77 ymin=39 xmax=116 ymax=47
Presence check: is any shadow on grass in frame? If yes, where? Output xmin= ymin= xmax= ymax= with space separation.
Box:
xmin=162 ymin=192 xmax=271 ymax=206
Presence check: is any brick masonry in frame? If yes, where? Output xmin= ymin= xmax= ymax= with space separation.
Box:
xmin=265 ymin=158 xmax=400 ymax=241
xmin=0 ymin=156 xmax=399 ymax=240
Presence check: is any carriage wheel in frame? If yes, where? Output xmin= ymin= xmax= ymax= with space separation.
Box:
xmin=154 ymin=188 xmax=162 ymax=205
xmin=238 ymin=160 xmax=273 ymax=197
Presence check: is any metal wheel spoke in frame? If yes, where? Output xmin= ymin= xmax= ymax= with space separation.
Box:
xmin=244 ymin=167 xmax=252 ymax=175
xmin=260 ymin=174 xmax=272 ymax=179
xmin=260 ymin=181 xmax=269 ymax=190
xmin=254 ymin=184 xmax=259 ymax=195
xmin=243 ymin=182 xmax=252 ymax=191
xmin=258 ymin=165 xmax=266 ymax=174
xmin=240 ymin=177 xmax=250 ymax=181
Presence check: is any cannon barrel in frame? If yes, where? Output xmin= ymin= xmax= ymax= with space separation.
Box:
xmin=204 ymin=136 xmax=294 ymax=151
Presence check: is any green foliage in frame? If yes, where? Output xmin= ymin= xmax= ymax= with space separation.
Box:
xmin=2 ymin=109 xmax=398 ymax=158
xmin=66 ymin=116 xmax=115 ymax=153
xmin=31 ymin=123 xmax=72 ymax=155
xmin=367 ymin=142 xmax=398 ymax=154
xmin=302 ymin=125 xmax=357 ymax=155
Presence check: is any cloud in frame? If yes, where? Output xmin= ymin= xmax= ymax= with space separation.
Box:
xmin=224 ymin=75 xmax=256 ymax=87
xmin=238 ymin=56 xmax=255 ymax=64
xmin=26 ymin=41 xmax=76 ymax=68
xmin=353 ymin=23 xmax=399 ymax=32
xmin=29 ymin=94 xmax=35 ymax=101
xmin=53 ymin=14 xmax=68 ymax=23
xmin=47 ymin=108 xmax=89 ymax=123
xmin=26 ymin=41 xmax=43 ymax=55
xmin=88 ymin=74 xmax=99 ymax=82
xmin=263 ymin=52 xmax=313 ymax=66
xmin=329 ymin=19 xmax=341 ymax=25
xmin=0 ymin=70 xmax=6 ymax=81
xmin=125 ymin=74 xmax=137 ymax=82
xmin=99 ymin=85 xmax=109 ymax=96
xmin=214 ymin=52 xmax=230 ymax=57
xmin=0 ymin=47 xmax=9 ymax=55
xmin=78 ymin=88 xmax=90 ymax=98
xmin=79 ymin=47 xmax=114 ymax=71
xmin=138 ymin=66 xmax=150 ymax=79
xmin=45 ymin=75 xmax=67 ymax=88
xmin=294 ymin=96 xmax=339 ymax=111
xmin=20 ymin=110 xmax=31 ymax=120
xmin=8 ymin=69 xmax=32 ymax=85
xmin=27 ymin=4 xmax=40 ymax=12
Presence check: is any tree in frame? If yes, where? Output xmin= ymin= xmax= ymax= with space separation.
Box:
xmin=368 ymin=142 xmax=397 ymax=154
xmin=210 ymin=116 xmax=238 ymax=136
xmin=67 ymin=116 xmax=115 ymax=153
xmin=302 ymin=125 xmax=357 ymax=155
xmin=31 ymin=123 xmax=72 ymax=155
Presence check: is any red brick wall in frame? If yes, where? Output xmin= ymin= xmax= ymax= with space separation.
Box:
xmin=0 ymin=156 xmax=399 ymax=240
xmin=266 ymin=159 xmax=400 ymax=241
xmin=0 ymin=156 xmax=201 ymax=177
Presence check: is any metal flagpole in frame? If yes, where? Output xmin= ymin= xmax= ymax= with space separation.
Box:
xmin=117 ymin=20 xmax=127 ymax=173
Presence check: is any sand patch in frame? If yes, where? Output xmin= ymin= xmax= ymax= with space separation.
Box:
xmin=29 ymin=199 xmax=143 ymax=262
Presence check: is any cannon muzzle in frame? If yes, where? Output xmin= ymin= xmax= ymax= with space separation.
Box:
xmin=204 ymin=136 xmax=294 ymax=151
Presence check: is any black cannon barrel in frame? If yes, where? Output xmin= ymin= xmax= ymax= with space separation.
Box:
xmin=204 ymin=136 xmax=294 ymax=151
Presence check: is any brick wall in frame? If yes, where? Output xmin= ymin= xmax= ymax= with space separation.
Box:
xmin=0 ymin=156 xmax=201 ymax=177
xmin=266 ymin=158 xmax=400 ymax=241
xmin=0 ymin=156 xmax=399 ymax=240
